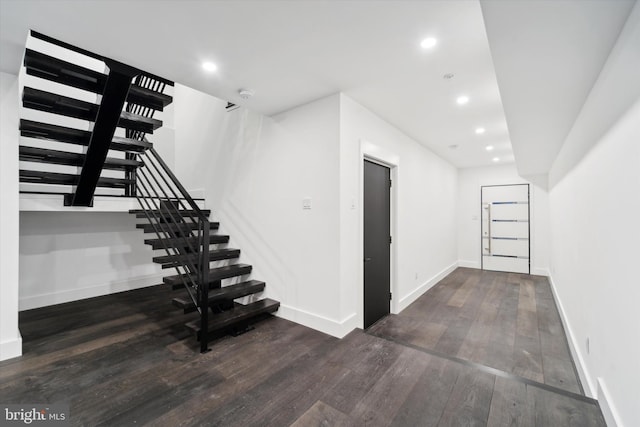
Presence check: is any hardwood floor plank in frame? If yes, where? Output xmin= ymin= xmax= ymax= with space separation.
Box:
xmin=487 ymin=376 xmax=534 ymax=427
xmin=437 ymin=365 xmax=496 ymax=426
xmin=541 ymin=353 xmax=582 ymax=394
xmin=447 ymin=274 xmax=479 ymax=308
xmin=528 ymin=385 xmax=606 ymax=427
xmin=512 ymin=334 xmax=544 ymax=383
xmin=321 ymin=333 xmax=404 ymax=415
xmin=290 ymin=401 xmax=353 ymax=427
xmin=350 ymin=347 xmax=431 ymax=425
xmin=390 ymin=356 xmax=461 ymax=427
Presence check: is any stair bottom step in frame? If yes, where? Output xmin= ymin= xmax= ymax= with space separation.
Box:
xmin=185 ymin=298 xmax=280 ymax=339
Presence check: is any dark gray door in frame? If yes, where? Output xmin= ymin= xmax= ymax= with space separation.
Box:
xmin=364 ymin=160 xmax=391 ymax=328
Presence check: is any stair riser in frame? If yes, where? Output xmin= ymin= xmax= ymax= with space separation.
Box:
xmin=173 ymin=282 xmax=266 ymax=314
xmin=19 ymin=148 xmax=142 ymax=170
xmin=22 ymin=87 xmax=162 ymax=133
xmin=163 ymin=265 xmax=252 ymax=287
xmin=145 ymin=237 xmax=229 ymax=250
xmin=188 ymin=300 xmax=280 ymax=340
xmin=20 ymin=170 xmax=133 ymax=188
xmin=157 ymin=252 xmax=240 ymax=269
xmin=24 ymin=48 xmax=172 ymax=111
xmin=137 ymin=223 xmax=220 ymax=233
xmin=20 ymin=119 xmax=152 ymax=152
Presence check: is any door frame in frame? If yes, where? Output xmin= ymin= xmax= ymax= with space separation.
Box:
xmin=480 ymin=183 xmax=531 ymax=274
xmin=359 ymin=139 xmax=398 ymax=329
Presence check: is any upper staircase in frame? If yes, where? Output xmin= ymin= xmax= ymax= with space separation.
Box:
xmin=18 ymin=31 xmax=279 ymax=352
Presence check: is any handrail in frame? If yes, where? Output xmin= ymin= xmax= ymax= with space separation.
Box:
xmin=148 ymin=147 xmax=208 ymax=221
xmin=134 ymin=147 xmax=211 ymax=353
xmin=119 ymin=72 xmax=210 ymax=352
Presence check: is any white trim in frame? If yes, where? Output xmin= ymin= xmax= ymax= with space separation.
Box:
xmin=458 ymin=260 xmax=480 ymax=269
xmin=20 ymin=193 xmax=206 ymax=212
xmin=598 ymin=377 xmax=622 ymax=427
xmin=0 ymin=336 xmax=22 ymax=362
xmin=547 ymin=273 xmax=596 ymax=397
xmin=19 ymin=273 xmax=165 ymax=311
xmin=395 ymin=261 xmax=458 ymax=313
xmin=531 ymin=267 xmax=550 ymax=276
xmin=276 ymin=304 xmax=357 ymax=338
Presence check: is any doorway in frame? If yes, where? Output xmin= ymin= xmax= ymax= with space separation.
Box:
xmin=481 ymin=184 xmax=530 ymax=274
xmin=363 ymin=159 xmax=391 ymax=328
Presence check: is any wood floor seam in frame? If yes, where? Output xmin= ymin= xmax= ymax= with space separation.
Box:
xmin=366 ymin=329 xmax=598 ymax=406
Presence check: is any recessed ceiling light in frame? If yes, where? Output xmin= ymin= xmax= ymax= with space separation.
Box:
xmin=475 ymin=127 xmax=486 ymax=134
xmin=420 ymin=37 xmax=438 ymax=49
xmin=202 ymin=61 xmax=218 ymax=72
xmin=456 ymin=95 xmax=469 ymax=105
xmin=485 ymin=145 xmax=494 ymax=151
xmin=493 ymin=157 xmax=500 ymax=162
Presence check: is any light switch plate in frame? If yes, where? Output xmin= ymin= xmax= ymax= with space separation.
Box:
xmin=303 ymin=197 xmax=312 ymax=210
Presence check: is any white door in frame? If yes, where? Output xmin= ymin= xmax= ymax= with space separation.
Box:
xmin=481 ymin=184 xmax=530 ymax=274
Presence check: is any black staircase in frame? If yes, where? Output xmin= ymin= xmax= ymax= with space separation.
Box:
xmin=19 ymin=31 xmax=279 ymax=352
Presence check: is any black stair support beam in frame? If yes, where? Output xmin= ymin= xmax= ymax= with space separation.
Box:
xmin=65 ymin=60 xmax=139 ymax=207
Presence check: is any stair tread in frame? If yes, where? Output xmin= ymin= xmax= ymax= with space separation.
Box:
xmin=20 ymin=169 xmax=133 ymax=188
xmin=136 ymin=221 xmax=219 ymax=233
xmin=153 ymin=248 xmax=240 ymax=266
xmin=24 ymin=48 xmax=172 ymax=111
xmin=19 ymin=146 xmax=142 ymax=169
xmin=173 ymin=280 xmax=265 ymax=312
xmin=144 ymin=235 xmax=230 ymax=250
xmin=20 ymin=119 xmax=152 ymax=152
xmin=23 ymin=87 xmax=162 ymax=133
xmin=185 ymin=298 xmax=280 ymax=335
xmin=132 ymin=210 xmax=211 ymax=218
xmin=163 ymin=263 xmax=252 ymax=286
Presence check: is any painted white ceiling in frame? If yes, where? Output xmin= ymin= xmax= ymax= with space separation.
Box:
xmin=0 ymin=0 xmax=634 ymax=173
xmin=480 ymin=0 xmax=636 ymax=178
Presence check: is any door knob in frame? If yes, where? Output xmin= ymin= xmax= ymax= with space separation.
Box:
xmin=364 ymin=257 xmax=372 ymax=262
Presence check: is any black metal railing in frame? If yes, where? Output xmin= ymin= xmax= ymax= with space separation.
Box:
xmin=124 ymin=75 xmax=167 ymax=197
xmin=134 ymin=147 xmax=211 ymax=353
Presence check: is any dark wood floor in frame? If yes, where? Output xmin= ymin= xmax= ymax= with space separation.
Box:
xmin=0 ymin=267 xmax=605 ymax=426
xmin=369 ymin=267 xmax=581 ymax=393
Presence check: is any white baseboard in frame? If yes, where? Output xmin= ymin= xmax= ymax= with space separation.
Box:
xmin=458 ymin=260 xmax=480 ymax=269
xmin=19 ymin=273 xmax=165 ymax=311
xmin=547 ymin=273 xmax=595 ymax=397
xmin=395 ymin=261 xmax=459 ymax=313
xmin=0 ymin=335 xmax=22 ymax=362
xmin=531 ymin=267 xmax=550 ymax=276
xmin=276 ymin=304 xmax=357 ymax=338
xmin=598 ymin=378 xmax=622 ymax=427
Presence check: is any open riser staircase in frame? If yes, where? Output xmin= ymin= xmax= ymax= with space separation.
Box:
xmin=18 ymin=31 xmax=279 ymax=352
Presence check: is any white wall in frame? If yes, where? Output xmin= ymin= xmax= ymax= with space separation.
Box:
xmin=19 ymin=212 xmax=164 ymax=310
xmin=0 ymin=71 xmax=22 ymax=361
xmin=548 ymin=99 xmax=639 ymax=426
xmin=172 ymin=89 xmax=459 ymax=336
xmin=546 ymin=4 xmax=640 ymax=426
xmin=340 ymin=94 xmax=459 ymax=325
xmin=457 ymin=163 xmax=549 ymax=275
xmin=174 ymin=86 xmax=344 ymax=335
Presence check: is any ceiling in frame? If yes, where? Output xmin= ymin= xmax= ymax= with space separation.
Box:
xmin=0 ymin=0 xmax=635 ymax=172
